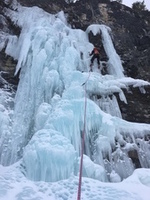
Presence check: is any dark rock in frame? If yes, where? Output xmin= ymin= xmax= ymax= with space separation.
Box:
xmin=0 ymin=48 xmax=19 ymax=85
xmin=117 ymin=85 xmax=150 ymax=124
xmin=128 ymin=149 xmax=141 ymax=168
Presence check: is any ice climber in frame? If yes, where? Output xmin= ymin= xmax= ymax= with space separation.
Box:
xmin=89 ymin=46 xmax=100 ymax=71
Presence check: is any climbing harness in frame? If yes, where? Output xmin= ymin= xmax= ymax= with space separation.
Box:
xmin=77 ymin=70 xmax=91 ymax=200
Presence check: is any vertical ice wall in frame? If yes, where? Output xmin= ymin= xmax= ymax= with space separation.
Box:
xmin=86 ymin=24 xmax=124 ymax=78
xmin=0 ymin=3 xmax=150 ymax=182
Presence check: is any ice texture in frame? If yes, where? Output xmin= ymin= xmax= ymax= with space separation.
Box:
xmin=0 ymin=2 xmax=150 ymax=200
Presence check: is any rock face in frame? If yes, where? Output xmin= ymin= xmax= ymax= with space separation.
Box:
xmin=0 ymin=0 xmax=150 ymax=123
xmin=117 ymin=86 xmax=150 ymax=124
xmin=0 ymin=0 xmax=20 ymax=85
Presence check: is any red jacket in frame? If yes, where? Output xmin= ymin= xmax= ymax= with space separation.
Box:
xmin=90 ymin=47 xmax=100 ymax=56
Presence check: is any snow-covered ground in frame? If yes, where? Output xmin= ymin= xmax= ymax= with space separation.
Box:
xmin=0 ymin=163 xmax=150 ymax=200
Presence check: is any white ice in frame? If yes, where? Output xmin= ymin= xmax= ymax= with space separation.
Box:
xmin=0 ymin=0 xmax=150 ymax=199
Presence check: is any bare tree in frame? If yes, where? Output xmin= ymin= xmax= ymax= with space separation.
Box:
xmin=132 ymin=1 xmax=146 ymax=12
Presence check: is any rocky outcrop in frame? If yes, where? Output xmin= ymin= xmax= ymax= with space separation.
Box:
xmin=0 ymin=0 xmax=20 ymax=85
xmin=117 ymin=85 xmax=150 ymax=124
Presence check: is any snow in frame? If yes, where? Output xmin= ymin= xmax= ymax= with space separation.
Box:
xmin=0 ymin=163 xmax=150 ymax=200
xmin=0 ymin=0 xmax=150 ymax=199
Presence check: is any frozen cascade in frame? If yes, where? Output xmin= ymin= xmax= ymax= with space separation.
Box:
xmin=0 ymin=85 xmax=15 ymax=164
xmin=86 ymin=24 xmax=124 ymax=78
xmin=0 ymin=3 xmax=150 ymax=184
xmin=23 ymin=129 xmax=76 ymax=182
xmin=91 ymin=95 xmax=122 ymax=118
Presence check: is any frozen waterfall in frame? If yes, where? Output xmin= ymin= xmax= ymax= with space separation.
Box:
xmin=0 ymin=2 xmax=150 ymax=185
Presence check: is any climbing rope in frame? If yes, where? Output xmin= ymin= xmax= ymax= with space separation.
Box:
xmin=77 ymin=70 xmax=91 ymax=200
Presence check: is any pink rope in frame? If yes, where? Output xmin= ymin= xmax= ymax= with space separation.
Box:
xmin=77 ymin=71 xmax=91 ymax=200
